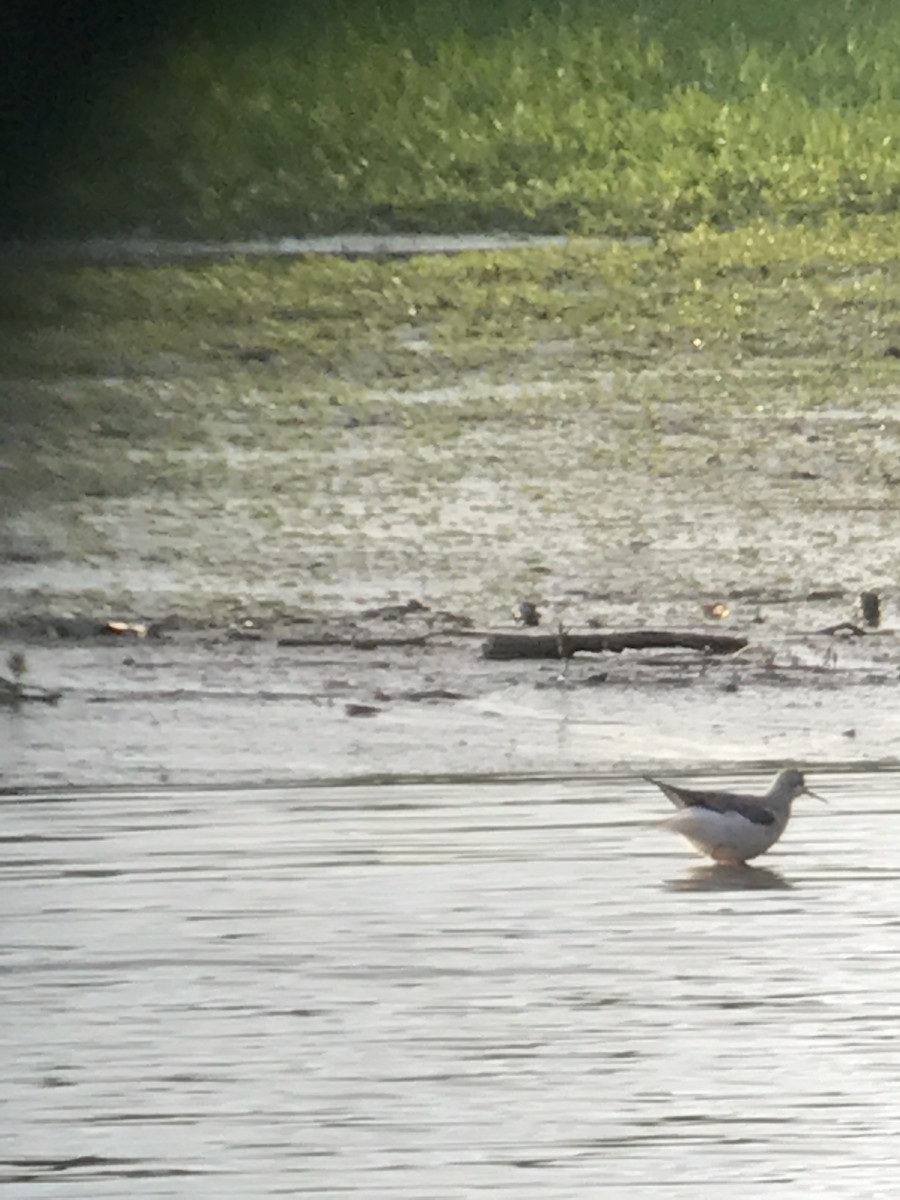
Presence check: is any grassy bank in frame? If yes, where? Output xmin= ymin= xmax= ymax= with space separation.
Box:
xmin=4 ymin=212 xmax=900 ymax=504
xmin=6 ymin=213 xmax=900 ymax=380
xmin=19 ymin=0 xmax=900 ymax=238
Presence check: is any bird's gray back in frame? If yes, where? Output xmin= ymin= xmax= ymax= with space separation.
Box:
xmin=647 ymin=778 xmax=777 ymax=827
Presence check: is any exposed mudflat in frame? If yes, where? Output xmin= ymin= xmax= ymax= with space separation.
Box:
xmin=2 ymin=230 xmax=900 ymax=787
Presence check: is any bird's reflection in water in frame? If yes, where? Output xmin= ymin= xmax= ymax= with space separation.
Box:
xmin=666 ymin=862 xmax=792 ymax=892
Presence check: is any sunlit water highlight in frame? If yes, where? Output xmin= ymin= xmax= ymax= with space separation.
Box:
xmin=4 ymin=770 xmax=900 ymax=1197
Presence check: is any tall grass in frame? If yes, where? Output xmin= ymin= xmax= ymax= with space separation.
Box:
xmin=33 ymin=0 xmax=900 ymax=236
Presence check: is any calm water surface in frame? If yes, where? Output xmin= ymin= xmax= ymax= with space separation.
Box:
xmin=3 ymin=770 xmax=900 ymax=1198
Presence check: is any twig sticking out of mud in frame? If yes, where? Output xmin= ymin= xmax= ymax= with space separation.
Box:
xmin=0 ymin=677 xmax=61 ymax=706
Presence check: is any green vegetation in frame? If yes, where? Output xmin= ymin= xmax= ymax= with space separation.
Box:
xmin=31 ymin=0 xmax=900 ymax=237
xmin=5 ymin=214 xmax=900 ymax=380
xmin=4 ymin=213 xmax=900 ymax=497
xmin=4 ymin=211 xmax=900 ymax=621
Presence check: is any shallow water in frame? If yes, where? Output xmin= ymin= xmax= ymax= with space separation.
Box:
xmin=4 ymin=770 xmax=900 ymax=1197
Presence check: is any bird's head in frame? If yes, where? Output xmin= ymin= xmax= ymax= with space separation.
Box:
xmin=774 ymin=767 xmax=826 ymax=804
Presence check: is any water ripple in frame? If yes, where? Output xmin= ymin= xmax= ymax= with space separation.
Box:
xmin=3 ymin=769 xmax=900 ymax=1197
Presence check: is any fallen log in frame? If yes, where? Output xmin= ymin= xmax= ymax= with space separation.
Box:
xmin=482 ymin=630 xmax=748 ymax=661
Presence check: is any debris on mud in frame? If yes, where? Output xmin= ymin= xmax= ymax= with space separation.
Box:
xmin=345 ymin=703 xmax=382 ymax=718
xmin=1 ymin=652 xmax=61 ymax=706
xmin=482 ymin=629 xmax=749 ymax=660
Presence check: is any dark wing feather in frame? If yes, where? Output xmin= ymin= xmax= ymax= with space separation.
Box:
xmin=644 ymin=778 xmax=775 ymax=827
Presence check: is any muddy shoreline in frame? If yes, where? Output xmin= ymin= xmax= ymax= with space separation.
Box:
xmin=3 ymin=593 xmax=896 ymax=790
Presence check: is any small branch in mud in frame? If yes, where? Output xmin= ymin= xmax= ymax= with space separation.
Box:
xmin=358 ymin=599 xmax=429 ymax=620
xmin=0 ymin=652 xmax=61 ymax=706
xmin=277 ymin=632 xmax=430 ymax=650
xmin=481 ymin=630 xmax=749 ymax=661
xmin=0 ymin=676 xmax=62 ymax=706
xmin=815 ymin=622 xmax=867 ymax=637
xmin=373 ymin=687 xmax=466 ymax=702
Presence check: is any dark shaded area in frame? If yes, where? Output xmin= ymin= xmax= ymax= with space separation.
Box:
xmin=2 ymin=1 xmax=376 ymax=238
xmin=2 ymin=1 xmax=173 ymax=235
xmin=1 ymin=0 xmax=293 ymax=237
